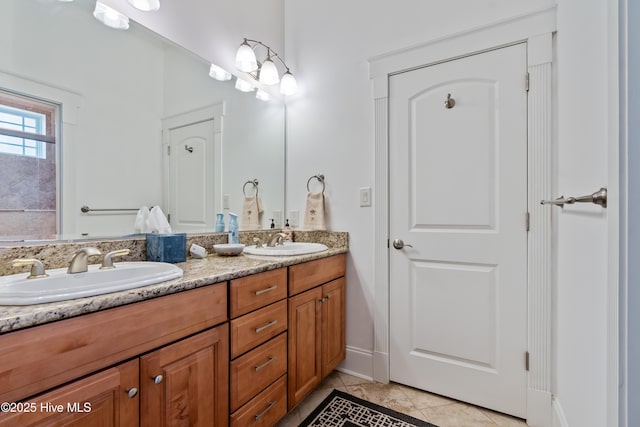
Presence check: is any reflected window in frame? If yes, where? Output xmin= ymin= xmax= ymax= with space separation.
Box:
xmin=0 ymin=90 xmax=59 ymax=240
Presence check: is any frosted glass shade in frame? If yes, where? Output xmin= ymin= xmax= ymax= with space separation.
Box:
xmin=256 ymin=89 xmax=271 ymax=101
xmin=93 ymin=2 xmax=129 ymax=30
xmin=235 ymin=43 xmax=258 ymax=72
xmin=209 ymin=64 xmax=232 ymax=81
xmin=127 ymin=0 xmax=160 ymax=11
xmin=279 ymin=71 xmax=298 ymax=96
xmin=259 ymin=58 xmax=279 ymax=85
xmin=235 ymin=78 xmax=255 ymax=92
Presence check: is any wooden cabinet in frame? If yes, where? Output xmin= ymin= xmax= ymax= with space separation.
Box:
xmin=0 ymin=359 xmax=139 ymax=427
xmin=287 ymin=254 xmax=346 ymax=410
xmin=141 ymin=325 xmax=229 ymax=427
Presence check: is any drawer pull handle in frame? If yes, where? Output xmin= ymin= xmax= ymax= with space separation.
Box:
xmin=255 ymin=320 xmax=278 ymax=334
xmin=255 ymin=285 xmax=278 ymax=296
xmin=254 ymin=400 xmax=277 ymax=421
xmin=126 ymin=387 xmax=138 ymax=398
xmin=152 ymin=375 xmax=163 ymax=384
xmin=255 ymin=356 xmax=276 ymax=372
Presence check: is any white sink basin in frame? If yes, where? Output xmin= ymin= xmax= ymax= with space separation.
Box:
xmin=243 ymin=242 xmax=328 ymax=256
xmin=0 ymin=262 xmax=183 ymax=305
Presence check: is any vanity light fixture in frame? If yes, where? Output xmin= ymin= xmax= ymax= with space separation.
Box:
xmin=234 ymin=38 xmax=298 ymax=96
xmin=255 ymin=89 xmax=271 ymax=101
xmin=209 ymin=64 xmax=232 ymax=81
xmin=235 ymin=78 xmax=255 ymax=93
xmin=127 ymin=0 xmax=160 ymax=12
xmin=93 ymin=1 xmax=129 ymax=30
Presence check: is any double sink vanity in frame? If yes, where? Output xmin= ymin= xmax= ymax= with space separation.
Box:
xmin=0 ymin=231 xmax=348 ymax=426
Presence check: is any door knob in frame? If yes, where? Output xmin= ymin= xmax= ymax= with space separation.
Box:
xmin=392 ymin=239 xmax=413 ymax=250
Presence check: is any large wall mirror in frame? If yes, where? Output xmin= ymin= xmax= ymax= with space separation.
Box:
xmin=0 ymin=0 xmax=285 ymax=242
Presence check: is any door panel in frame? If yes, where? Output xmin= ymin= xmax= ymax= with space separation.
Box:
xmin=389 ymin=43 xmax=528 ymax=417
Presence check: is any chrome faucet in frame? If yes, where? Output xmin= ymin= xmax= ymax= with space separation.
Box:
xmin=12 ymin=258 xmax=48 ymax=279
xmin=67 ymin=248 xmax=102 ymax=274
xmin=267 ymin=232 xmax=287 ymax=247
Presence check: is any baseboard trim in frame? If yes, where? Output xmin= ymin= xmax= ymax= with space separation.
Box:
xmin=338 ymin=346 xmax=373 ymax=380
xmin=527 ymin=388 xmax=552 ymax=427
xmin=552 ymin=397 xmax=569 ymax=427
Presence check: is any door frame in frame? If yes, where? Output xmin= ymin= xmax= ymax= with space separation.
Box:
xmin=161 ymin=103 xmax=224 ymax=220
xmin=369 ymin=7 xmax=556 ymax=426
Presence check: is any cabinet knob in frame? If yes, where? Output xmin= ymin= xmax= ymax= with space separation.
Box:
xmin=153 ymin=375 xmax=164 ymax=384
xmin=126 ymin=387 xmax=138 ymax=398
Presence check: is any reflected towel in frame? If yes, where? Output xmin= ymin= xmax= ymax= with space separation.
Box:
xmin=241 ymin=195 xmax=263 ymax=230
xmin=303 ymin=192 xmax=326 ymax=230
xmin=146 ymin=206 xmax=172 ymax=234
xmin=134 ymin=206 xmax=150 ymax=233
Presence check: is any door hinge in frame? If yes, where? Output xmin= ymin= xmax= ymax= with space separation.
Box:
xmin=167 ymin=213 xmax=171 ymax=223
xmin=525 ymin=212 xmax=530 ymax=232
xmin=387 ymin=239 xmax=390 ymax=248
xmin=525 ymin=351 xmax=530 ymax=371
xmin=525 ymin=72 xmax=530 ymax=92
xmin=167 ymin=145 xmax=171 ymax=155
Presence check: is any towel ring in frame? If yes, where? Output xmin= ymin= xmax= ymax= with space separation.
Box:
xmin=306 ymin=174 xmax=325 ymax=193
xmin=243 ymin=179 xmax=259 ymax=197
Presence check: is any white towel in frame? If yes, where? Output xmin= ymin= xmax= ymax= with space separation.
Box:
xmin=241 ymin=195 xmax=263 ymax=230
xmin=146 ymin=206 xmax=172 ymax=234
xmin=303 ymin=192 xmax=326 ymax=230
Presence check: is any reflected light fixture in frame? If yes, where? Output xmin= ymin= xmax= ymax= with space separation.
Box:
xmin=234 ymin=38 xmax=298 ymax=97
xmin=235 ymin=78 xmax=255 ymax=92
xmin=93 ymin=1 xmax=129 ymax=30
xmin=127 ymin=0 xmax=160 ymax=11
xmin=255 ymin=89 xmax=271 ymax=101
xmin=209 ymin=64 xmax=232 ymax=81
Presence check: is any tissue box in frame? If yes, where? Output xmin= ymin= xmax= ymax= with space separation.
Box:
xmin=146 ymin=233 xmax=186 ymax=263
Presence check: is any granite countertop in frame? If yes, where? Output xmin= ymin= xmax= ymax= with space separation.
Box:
xmin=0 ymin=247 xmax=347 ymax=334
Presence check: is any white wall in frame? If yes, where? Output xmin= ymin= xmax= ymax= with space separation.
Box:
xmin=285 ymin=0 xmax=616 ymax=426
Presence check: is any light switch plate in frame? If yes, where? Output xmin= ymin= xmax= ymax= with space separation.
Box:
xmin=223 ymin=194 xmax=230 ymax=210
xmin=360 ymin=187 xmax=372 ymax=207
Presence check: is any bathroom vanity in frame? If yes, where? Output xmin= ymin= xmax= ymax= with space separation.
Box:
xmin=0 ymin=243 xmax=347 ymax=426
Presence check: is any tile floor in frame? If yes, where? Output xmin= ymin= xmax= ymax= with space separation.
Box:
xmin=276 ymin=371 xmax=528 ymax=427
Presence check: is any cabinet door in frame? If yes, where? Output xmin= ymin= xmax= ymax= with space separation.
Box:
xmin=321 ymin=277 xmax=346 ymax=377
xmin=140 ymin=324 xmax=229 ymax=427
xmin=287 ymin=287 xmax=322 ymax=410
xmin=0 ymin=359 xmax=138 ymax=427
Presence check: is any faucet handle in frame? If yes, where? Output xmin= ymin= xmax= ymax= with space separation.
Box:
xmin=253 ymin=237 xmax=264 ymax=248
xmin=100 ymin=249 xmax=130 ymax=270
xmin=12 ymin=259 xmax=48 ymax=279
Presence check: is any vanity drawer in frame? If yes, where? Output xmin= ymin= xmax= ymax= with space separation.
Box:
xmin=288 ymin=253 xmax=346 ymax=296
xmin=230 ymin=300 xmax=287 ymax=358
xmin=230 ymin=268 xmax=287 ymax=318
xmin=230 ymin=374 xmax=287 ymax=427
xmin=230 ymin=333 xmax=287 ymax=411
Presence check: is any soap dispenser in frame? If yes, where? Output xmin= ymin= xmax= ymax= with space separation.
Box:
xmin=269 ymin=219 xmax=275 ymax=229
xmin=228 ymin=212 xmax=239 ymax=244
xmin=215 ymin=212 xmax=225 ymax=232
xmin=283 ymin=219 xmax=293 ymax=241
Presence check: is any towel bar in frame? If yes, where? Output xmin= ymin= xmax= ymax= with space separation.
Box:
xmin=80 ymin=205 xmax=155 ymax=213
xmin=243 ymin=179 xmax=259 ymax=196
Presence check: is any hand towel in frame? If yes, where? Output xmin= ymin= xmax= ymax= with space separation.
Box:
xmin=241 ymin=195 xmax=263 ymax=230
xmin=303 ymin=192 xmax=326 ymax=230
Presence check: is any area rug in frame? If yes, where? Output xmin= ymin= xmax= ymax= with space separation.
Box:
xmin=299 ymin=389 xmax=438 ymax=427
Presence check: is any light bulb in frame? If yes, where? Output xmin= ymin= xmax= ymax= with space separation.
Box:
xmin=235 ymin=41 xmax=258 ymax=72
xmin=93 ymin=2 xmax=129 ymax=30
xmin=256 ymin=89 xmax=271 ymax=101
xmin=209 ymin=64 xmax=232 ymax=81
xmin=259 ymin=58 xmax=279 ymax=86
xmin=279 ymin=71 xmax=298 ymax=96
xmin=235 ymin=78 xmax=255 ymax=92
xmin=127 ymin=0 xmax=160 ymax=11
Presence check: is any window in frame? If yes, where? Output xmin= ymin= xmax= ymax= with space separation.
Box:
xmin=0 ymin=91 xmax=57 ymax=159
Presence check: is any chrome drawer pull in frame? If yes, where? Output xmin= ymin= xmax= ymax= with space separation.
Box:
xmin=255 ymin=285 xmax=278 ymax=296
xmin=255 ymin=320 xmax=278 ymax=334
xmin=254 ymin=400 xmax=277 ymax=421
xmin=255 ymin=356 xmax=276 ymax=372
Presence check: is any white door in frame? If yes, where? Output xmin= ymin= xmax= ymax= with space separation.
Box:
xmin=167 ymin=119 xmax=216 ymax=232
xmin=389 ymin=43 xmax=528 ymax=417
